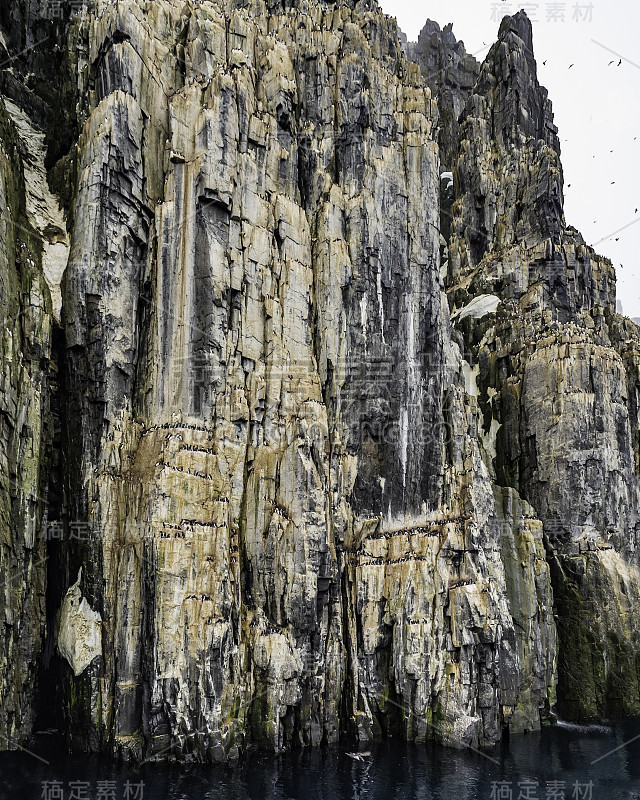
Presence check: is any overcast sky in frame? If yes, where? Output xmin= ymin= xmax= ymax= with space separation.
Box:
xmin=379 ymin=0 xmax=640 ymax=318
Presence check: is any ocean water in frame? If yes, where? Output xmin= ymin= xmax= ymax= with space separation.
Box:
xmin=1 ymin=720 xmax=640 ymax=800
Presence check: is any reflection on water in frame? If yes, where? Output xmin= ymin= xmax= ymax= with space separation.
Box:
xmin=1 ymin=721 xmax=639 ymax=800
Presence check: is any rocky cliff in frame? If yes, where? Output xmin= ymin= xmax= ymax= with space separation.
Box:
xmin=0 ymin=0 xmax=637 ymax=763
xmin=417 ymin=12 xmax=640 ymax=721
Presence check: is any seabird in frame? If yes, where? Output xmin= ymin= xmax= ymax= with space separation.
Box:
xmin=346 ymin=751 xmax=371 ymax=761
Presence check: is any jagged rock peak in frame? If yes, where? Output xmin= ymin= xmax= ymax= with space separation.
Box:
xmin=498 ymin=10 xmax=535 ymax=54
xmin=478 ymin=11 xmax=558 ymax=151
xmin=406 ymin=18 xmax=480 ymax=87
xmin=405 ymin=19 xmax=479 ymax=170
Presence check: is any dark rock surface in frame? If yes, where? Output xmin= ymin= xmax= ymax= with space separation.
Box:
xmin=442 ymin=12 xmax=640 ymax=720
xmin=404 ymin=19 xmax=480 ymax=172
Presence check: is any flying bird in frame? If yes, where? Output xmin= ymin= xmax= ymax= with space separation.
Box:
xmin=618 ymin=59 xmax=622 ymax=66
xmin=568 ymin=64 xmax=574 ymax=69
xmin=608 ymin=60 xmax=615 ymax=66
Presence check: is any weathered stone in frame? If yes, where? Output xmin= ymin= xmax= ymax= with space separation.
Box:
xmin=56 ymin=568 xmax=102 ymax=677
xmin=451 ymin=294 xmax=501 ymax=323
xmin=0 ymin=91 xmax=52 ymax=748
xmin=442 ymin=11 xmax=640 ymax=721
xmin=0 ymin=1 xmax=636 ymax=763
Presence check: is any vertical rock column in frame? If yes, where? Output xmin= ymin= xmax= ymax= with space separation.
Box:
xmin=0 ymin=95 xmax=52 ymax=751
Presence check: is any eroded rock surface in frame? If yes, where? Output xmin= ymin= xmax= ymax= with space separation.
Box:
xmin=441 ymin=13 xmax=640 ymax=719
xmin=0 ymin=0 xmax=635 ymax=762
xmin=56 ymin=568 xmax=102 ymax=677
xmin=0 ymin=92 xmax=52 ymax=750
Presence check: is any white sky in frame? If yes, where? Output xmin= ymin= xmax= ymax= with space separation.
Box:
xmin=379 ymin=0 xmax=640 ymax=318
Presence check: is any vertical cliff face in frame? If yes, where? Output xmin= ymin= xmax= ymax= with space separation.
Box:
xmin=0 ymin=0 xmax=635 ymax=762
xmin=47 ymin=0 xmax=557 ymax=757
xmin=0 ymin=0 xmax=76 ymax=747
xmin=0 ymin=89 xmax=51 ymax=751
xmin=418 ymin=12 xmax=640 ymax=719
xmin=57 ymin=0 xmax=540 ymax=757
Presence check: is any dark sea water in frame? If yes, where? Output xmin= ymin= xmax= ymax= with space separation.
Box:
xmin=1 ymin=720 xmax=640 ymax=800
